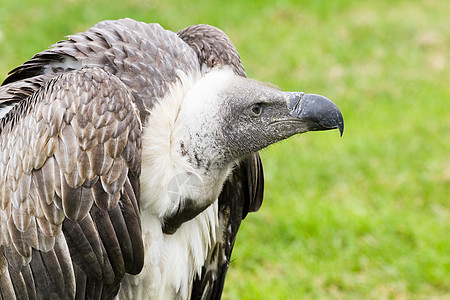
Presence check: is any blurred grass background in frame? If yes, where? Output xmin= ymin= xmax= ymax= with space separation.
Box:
xmin=1 ymin=0 xmax=449 ymax=299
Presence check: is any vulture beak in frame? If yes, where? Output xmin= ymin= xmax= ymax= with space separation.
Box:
xmin=287 ymin=93 xmax=344 ymax=136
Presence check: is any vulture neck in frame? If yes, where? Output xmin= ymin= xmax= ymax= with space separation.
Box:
xmin=139 ymin=67 xmax=237 ymax=220
xmin=123 ymin=68 xmax=237 ymax=298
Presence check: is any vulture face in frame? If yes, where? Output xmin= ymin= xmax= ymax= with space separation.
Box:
xmin=180 ymin=68 xmax=344 ymax=169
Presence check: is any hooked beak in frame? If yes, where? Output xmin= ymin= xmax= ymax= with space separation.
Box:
xmin=287 ymin=93 xmax=344 ymax=136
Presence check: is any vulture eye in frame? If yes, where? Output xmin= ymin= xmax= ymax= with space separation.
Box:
xmin=251 ymin=103 xmax=263 ymax=117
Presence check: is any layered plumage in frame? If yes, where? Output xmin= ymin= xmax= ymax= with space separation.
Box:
xmin=0 ymin=18 xmax=343 ymax=299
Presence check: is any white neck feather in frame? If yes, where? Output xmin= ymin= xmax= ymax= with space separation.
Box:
xmin=139 ymin=67 xmax=236 ymax=218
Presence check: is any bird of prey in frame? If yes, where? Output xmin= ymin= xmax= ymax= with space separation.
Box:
xmin=0 ymin=18 xmax=343 ymax=299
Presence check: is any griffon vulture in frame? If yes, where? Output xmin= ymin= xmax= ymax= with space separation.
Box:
xmin=0 ymin=18 xmax=343 ymax=299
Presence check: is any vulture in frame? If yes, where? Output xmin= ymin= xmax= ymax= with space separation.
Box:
xmin=0 ymin=18 xmax=343 ymax=299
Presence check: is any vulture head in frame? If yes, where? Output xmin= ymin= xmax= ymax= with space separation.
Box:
xmin=155 ymin=67 xmax=343 ymax=234
xmin=181 ymin=68 xmax=343 ymax=165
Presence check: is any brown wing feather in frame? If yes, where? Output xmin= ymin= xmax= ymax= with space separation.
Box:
xmin=0 ymin=67 xmax=143 ymax=299
xmin=2 ymin=19 xmax=199 ymax=125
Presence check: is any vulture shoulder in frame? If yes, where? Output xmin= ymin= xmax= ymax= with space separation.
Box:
xmin=0 ymin=67 xmax=143 ymax=299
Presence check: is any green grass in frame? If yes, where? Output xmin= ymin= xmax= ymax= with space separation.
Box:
xmin=1 ymin=0 xmax=449 ymax=298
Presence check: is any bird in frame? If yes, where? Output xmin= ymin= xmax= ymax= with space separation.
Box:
xmin=0 ymin=18 xmax=343 ymax=299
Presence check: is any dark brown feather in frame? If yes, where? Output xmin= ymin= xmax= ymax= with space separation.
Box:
xmin=90 ymin=205 xmax=125 ymax=278
xmin=0 ymin=264 xmax=16 ymax=299
xmin=62 ymin=219 xmax=104 ymax=279
xmin=21 ymin=264 xmax=37 ymax=300
xmin=38 ymin=247 xmax=66 ymax=297
xmin=9 ymin=265 xmax=29 ymax=299
xmin=107 ymin=202 xmax=135 ymax=273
